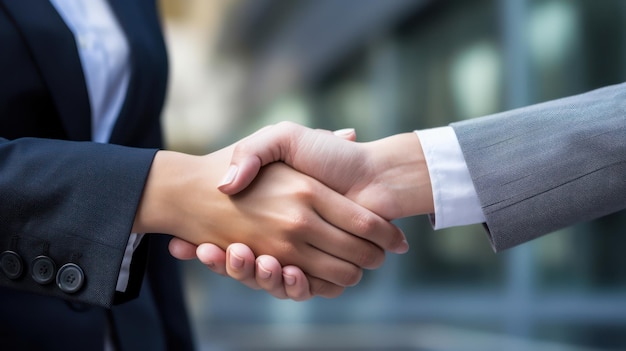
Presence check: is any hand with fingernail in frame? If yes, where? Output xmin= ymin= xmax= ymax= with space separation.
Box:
xmin=169 ymin=122 xmax=432 ymax=300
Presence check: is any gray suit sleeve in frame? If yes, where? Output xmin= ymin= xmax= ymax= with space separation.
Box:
xmin=451 ymin=83 xmax=626 ymax=252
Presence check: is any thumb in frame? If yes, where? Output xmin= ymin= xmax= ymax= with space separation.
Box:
xmin=217 ymin=122 xmax=297 ymax=195
xmin=217 ymin=123 xmax=357 ymax=195
xmin=217 ymin=155 xmax=262 ymax=195
xmin=168 ymin=237 xmax=199 ymax=260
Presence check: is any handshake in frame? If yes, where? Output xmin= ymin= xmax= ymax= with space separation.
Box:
xmin=135 ymin=86 xmax=626 ymax=302
xmin=133 ymin=121 xmax=434 ymax=301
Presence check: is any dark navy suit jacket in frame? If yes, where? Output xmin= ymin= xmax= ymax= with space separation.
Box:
xmin=0 ymin=0 xmax=194 ymax=349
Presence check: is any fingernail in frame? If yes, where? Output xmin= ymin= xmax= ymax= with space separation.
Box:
xmin=257 ymin=260 xmax=272 ymax=279
xmin=283 ymin=273 xmax=296 ymax=286
xmin=229 ymin=252 xmax=244 ymax=268
xmin=395 ymin=240 xmax=409 ymax=254
xmin=218 ymin=165 xmax=238 ymax=188
xmin=333 ymin=128 xmax=355 ymax=137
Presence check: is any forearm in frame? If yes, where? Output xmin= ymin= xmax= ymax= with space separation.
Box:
xmin=133 ymin=148 xmax=231 ymax=244
xmin=132 ymin=150 xmax=203 ymax=238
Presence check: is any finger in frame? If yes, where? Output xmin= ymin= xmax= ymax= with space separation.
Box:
xmin=218 ymin=123 xmax=295 ymax=195
xmin=196 ymin=243 xmax=228 ymax=276
xmin=262 ymin=201 xmax=366 ymax=287
xmin=253 ymin=256 xmax=329 ymax=301
xmin=225 ymin=243 xmax=261 ymax=290
xmin=308 ymin=186 xmax=408 ymax=269
xmin=262 ymin=183 xmax=371 ymax=286
xmin=287 ymin=239 xmax=365 ymax=288
xmin=254 ymin=255 xmax=288 ymax=299
xmin=306 ymin=273 xmax=346 ymax=299
xmin=168 ymin=237 xmax=199 ymax=260
xmin=281 ymin=266 xmax=315 ymax=301
xmin=324 ymin=189 xmax=408 ymax=255
xmin=217 ymin=158 xmax=261 ymax=196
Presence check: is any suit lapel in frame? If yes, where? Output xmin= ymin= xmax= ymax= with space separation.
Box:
xmin=106 ymin=0 xmax=168 ymax=147
xmin=1 ymin=0 xmax=91 ymax=141
xmin=106 ymin=0 xmax=142 ymax=145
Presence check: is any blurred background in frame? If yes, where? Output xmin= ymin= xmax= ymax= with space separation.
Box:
xmin=157 ymin=0 xmax=626 ymax=350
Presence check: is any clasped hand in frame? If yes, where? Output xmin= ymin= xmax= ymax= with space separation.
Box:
xmin=166 ymin=122 xmax=432 ymax=300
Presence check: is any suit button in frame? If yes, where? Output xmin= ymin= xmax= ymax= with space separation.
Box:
xmin=0 ymin=251 xmax=24 ymax=279
xmin=31 ymin=256 xmax=56 ymax=285
xmin=56 ymin=263 xmax=84 ymax=294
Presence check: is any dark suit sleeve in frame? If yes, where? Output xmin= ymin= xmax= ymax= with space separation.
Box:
xmin=451 ymin=82 xmax=626 ymax=252
xmin=0 ymin=137 xmax=158 ymax=307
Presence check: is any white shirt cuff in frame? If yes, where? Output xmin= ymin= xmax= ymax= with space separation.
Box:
xmin=415 ymin=127 xmax=486 ymax=229
xmin=115 ymin=233 xmax=144 ymax=292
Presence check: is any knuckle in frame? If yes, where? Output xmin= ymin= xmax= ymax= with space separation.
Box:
xmin=276 ymin=120 xmax=298 ymax=132
xmin=274 ymin=240 xmax=298 ymax=261
xmin=232 ymin=140 xmax=254 ymax=155
xmin=356 ymin=245 xmax=385 ymax=269
xmin=339 ymin=266 xmax=363 ymax=287
xmin=284 ymin=209 xmax=315 ymax=233
xmin=351 ymin=212 xmax=378 ymax=237
xmin=294 ymin=179 xmax=317 ymax=198
xmin=276 ymin=121 xmax=292 ymax=128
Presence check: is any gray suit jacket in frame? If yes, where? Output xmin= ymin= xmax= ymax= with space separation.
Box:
xmin=451 ymin=83 xmax=626 ymax=252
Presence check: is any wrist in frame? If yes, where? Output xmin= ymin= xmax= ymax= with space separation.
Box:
xmin=132 ymin=150 xmax=205 ymax=238
xmin=134 ymin=147 xmax=241 ymax=245
xmin=366 ymin=133 xmax=434 ymax=218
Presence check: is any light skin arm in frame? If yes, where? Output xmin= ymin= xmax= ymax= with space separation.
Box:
xmin=169 ymin=122 xmax=433 ymax=299
xmin=135 ymin=140 xmax=409 ymax=298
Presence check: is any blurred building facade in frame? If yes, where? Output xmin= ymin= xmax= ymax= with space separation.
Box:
xmin=160 ymin=0 xmax=626 ymax=350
